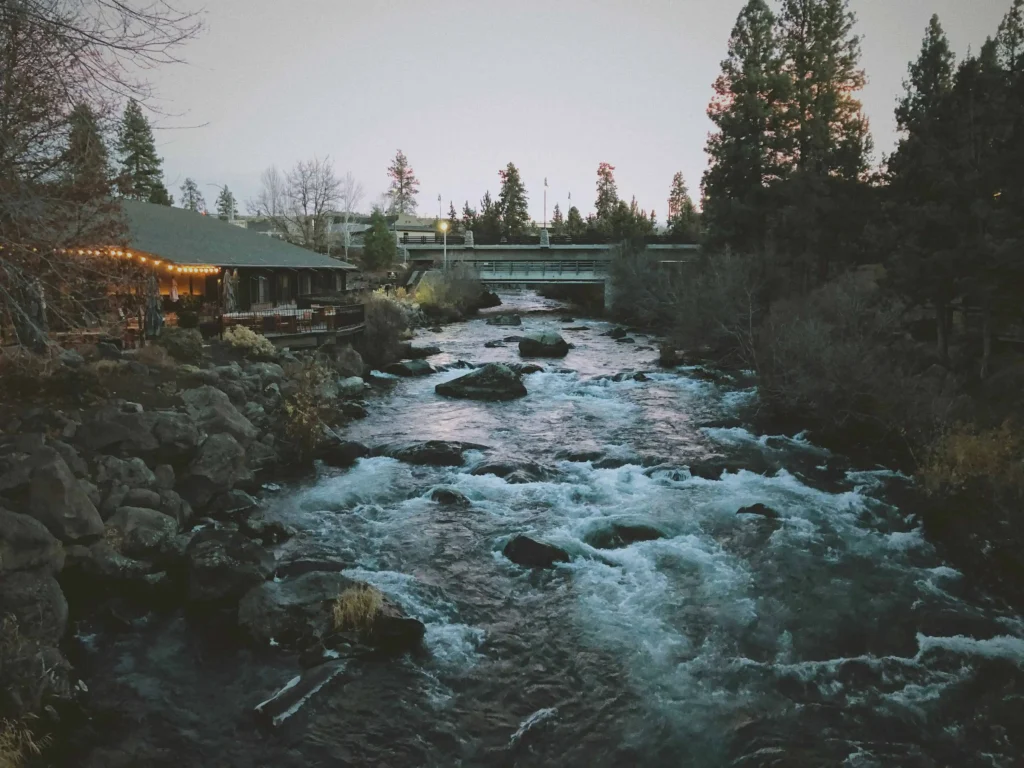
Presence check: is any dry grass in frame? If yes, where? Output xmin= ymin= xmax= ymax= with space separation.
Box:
xmin=331 ymin=585 xmax=383 ymax=634
xmin=135 ymin=343 xmax=174 ymax=368
xmin=0 ymin=716 xmax=50 ymax=768
xmin=103 ymin=525 xmax=125 ymax=554
xmin=921 ymin=420 xmax=1024 ymax=497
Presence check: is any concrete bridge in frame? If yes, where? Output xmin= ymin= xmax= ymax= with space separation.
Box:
xmin=401 ymin=241 xmax=698 ymax=308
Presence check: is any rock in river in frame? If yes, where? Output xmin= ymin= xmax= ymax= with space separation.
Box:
xmin=503 ymin=534 xmax=570 ymax=568
xmin=519 ymin=332 xmax=569 ymax=358
xmin=435 ymin=363 xmax=527 ymax=401
xmin=583 ymin=521 xmax=667 ymax=550
xmin=486 ymin=314 xmax=522 ymax=326
xmin=372 ymin=440 xmax=489 ymax=466
xmin=185 ymin=529 xmax=274 ymax=604
xmin=430 ymin=487 xmax=471 ymax=507
xmin=384 ymin=359 xmax=436 ymax=377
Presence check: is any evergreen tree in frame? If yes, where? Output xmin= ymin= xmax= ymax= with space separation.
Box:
xmin=997 ymin=0 xmax=1024 ymax=72
xmin=179 ymin=177 xmax=205 ymax=212
xmin=778 ymin=0 xmax=872 ymax=179
xmin=666 ymin=172 xmax=702 ymax=242
xmin=386 ymin=149 xmax=419 ymax=214
xmin=447 ymin=201 xmax=460 ymax=234
xmin=361 ymin=208 xmax=396 ymax=270
xmin=594 ymin=162 xmax=618 ymax=223
xmin=566 ymin=205 xmax=585 ymax=239
xmin=497 ymin=162 xmax=529 ymax=239
xmin=476 ymin=191 xmax=502 ymax=243
xmin=116 ymin=99 xmax=171 ymax=205
xmin=65 ymin=104 xmax=111 ymax=196
xmin=701 ymin=0 xmax=789 ymax=251
xmin=216 ymin=186 xmax=238 ymax=220
xmin=887 ymin=14 xmax=958 ymax=358
xmin=461 ymin=201 xmax=477 ymax=232
xmin=649 ymin=209 xmax=657 ymax=228
xmin=550 ymin=203 xmax=565 ymax=235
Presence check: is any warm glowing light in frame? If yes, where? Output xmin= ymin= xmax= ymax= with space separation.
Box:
xmin=440 ymin=221 xmax=448 ymax=232
xmin=166 ymin=265 xmax=174 ymax=271
xmin=153 ymin=260 xmax=160 ymax=266
xmin=78 ymin=250 xmax=84 ymax=255
xmin=125 ymin=252 xmax=132 ymax=258
xmin=139 ymin=256 xmax=146 ymax=263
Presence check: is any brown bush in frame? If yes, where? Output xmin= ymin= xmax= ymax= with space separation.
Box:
xmin=920 ymin=420 xmax=1024 ymax=498
xmin=135 ymin=343 xmax=174 ymax=369
xmin=360 ymin=293 xmax=408 ymax=368
xmin=331 ymin=585 xmax=383 ymax=635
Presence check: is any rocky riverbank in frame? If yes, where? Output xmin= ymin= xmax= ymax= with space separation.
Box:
xmin=0 ymin=337 xmax=433 ymax=757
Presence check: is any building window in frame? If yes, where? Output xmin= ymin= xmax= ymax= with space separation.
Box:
xmin=334 ymin=272 xmax=344 ymax=292
xmin=299 ymin=272 xmax=312 ymax=295
xmin=251 ymin=275 xmax=269 ymax=304
xmin=278 ymin=273 xmax=290 ymax=303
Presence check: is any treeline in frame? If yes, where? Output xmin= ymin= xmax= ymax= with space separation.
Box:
xmin=614 ymin=0 xmax=1024 ymax=472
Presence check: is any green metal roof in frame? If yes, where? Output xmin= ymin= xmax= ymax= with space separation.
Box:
xmin=122 ymin=200 xmax=358 ymax=270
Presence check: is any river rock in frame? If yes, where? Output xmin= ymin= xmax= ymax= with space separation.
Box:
xmin=183 ymin=433 xmax=254 ymax=510
xmin=372 ymin=440 xmax=489 ymax=466
xmin=502 ymin=535 xmax=570 ymax=568
xmin=96 ymin=455 xmax=156 ymax=491
xmin=687 ymin=458 xmax=767 ymax=481
xmin=519 ymin=332 xmax=569 ymax=358
xmin=737 ymin=503 xmax=780 ymax=519
xmin=238 ymin=571 xmax=425 ymax=655
xmin=149 ymin=411 xmax=202 ymax=463
xmin=159 ymin=489 xmax=194 ymax=528
xmin=470 ymin=460 xmax=554 ymax=484
xmin=254 ymin=661 xmax=348 ymax=728
xmin=483 ymin=340 xmax=505 ymax=348
xmin=505 ymin=363 xmax=544 ymax=375
xmin=181 ymin=386 xmax=259 ymax=447
xmin=28 ymin=449 xmax=104 ymax=542
xmin=318 ymin=439 xmax=370 ymax=468
xmin=564 ymin=326 xmax=591 ymax=332
xmin=603 ymin=327 xmax=628 ymax=339
xmin=0 ymin=570 xmax=68 ymax=646
xmin=337 ymin=376 xmax=367 ymax=398
xmin=384 ymin=359 xmax=436 ymax=377
xmin=154 ymin=464 xmax=176 ymax=491
xmin=121 ymin=488 xmax=163 ymax=510
xmin=403 ymin=343 xmax=441 ymax=359
xmin=185 ymin=529 xmax=274 ymax=604
xmin=73 ymin=404 xmax=159 ymax=456
xmin=487 ymin=314 xmax=522 ymax=326
xmin=615 ymin=337 xmax=636 ymax=344
xmin=107 ymin=506 xmax=180 ymax=562
xmin=0 ymin=508 xmax=65 ymax=575
xmin=584 ymin=521 xmax=667 ymax=550
xmin=435 ymin=363 xmax=527 ymax=401
xmin=430 ymin=487 xmax=471 ymax=507
xmin=503 ymin=335 xmax=525 ymax=343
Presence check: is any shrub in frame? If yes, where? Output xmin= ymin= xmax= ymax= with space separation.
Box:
xmin=223 ymin=325 xmax=277 ymax=360
xmin=0 ymin=716 xmax=48 ymax=768
xmin=920 ymin=420 xmax=1024 ymax=498
xmin=282 ymin=359 xmax=337 ymax=461
xmin=331 ymin=584 xmax=383 ymax=634
xmin=157 ymin=327 xmax=204 ymax=364
xmin=177 ymin=310 xmax=199 ymax=329
xmin=136 ymin=343 xmax=174 ymax=369
xmin=414 ymin=264 xmax=484 ymax=317
xmin=360 ymin=293 xmax=408 ymax=368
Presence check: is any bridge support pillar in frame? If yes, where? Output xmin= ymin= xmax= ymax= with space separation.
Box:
xmin=603 ymin=277 xmax=615 ymax=314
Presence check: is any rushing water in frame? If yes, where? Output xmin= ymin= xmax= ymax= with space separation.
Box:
xmin=74 ymin=291 xmax=1024 ymax=768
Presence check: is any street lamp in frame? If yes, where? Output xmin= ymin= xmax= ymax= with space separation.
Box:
xmin=440 ymin=220 xmax=448 ymax=271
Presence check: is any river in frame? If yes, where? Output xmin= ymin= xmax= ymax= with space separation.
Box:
xmin=73 ymin=291 xmax=1024 ymax=767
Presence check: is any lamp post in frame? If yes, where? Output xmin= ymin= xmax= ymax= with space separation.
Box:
xmin=440 ymin=220 xmax=448 ymax=271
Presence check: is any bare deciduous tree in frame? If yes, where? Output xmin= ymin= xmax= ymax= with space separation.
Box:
xmin=0 ymin=0 xmax=199 ymax=350
xmin=337 ymin=171 xmax=364 ymax=259
xmin=249 ymin=158 xmax=341 ymax=253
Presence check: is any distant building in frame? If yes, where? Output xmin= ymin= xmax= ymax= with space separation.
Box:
xmin=392 ymin=213 xmax=439 ymax=244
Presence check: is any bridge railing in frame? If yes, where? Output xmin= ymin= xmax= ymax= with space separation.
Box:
xmin=454 ymin=259 xmax=608 ymax=277
xmin=401 ymin=233 xmax=701 ymax=247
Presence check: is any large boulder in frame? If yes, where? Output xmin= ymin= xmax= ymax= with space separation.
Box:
xmin=402 ymin=343 xmax=441 ymax=360
xmin=337 ymin=376 xmax=367 ymax=398
xmin=430 ymin=487 xmax=471 ymax=507
xmin=435 ymin=363 xmax=527 ymax=402
xmin=583 ymin=521 xmax=667 ymax=550
xmin=371 ymin=440 xmax=488 ymax=466
xmin=0 ymin=508 xmax=65 ymax=576
xmin=95 ymin=455 xmax=156 ymax=491
xmin=384 ymin=359 xmax=436 ymax=377
xmin=318 ymin=439 xmax=370 ymax=468
xmin=238 ymin=571 xmax=425 ymax=655
xmin=28 ymin=449 xmax=104 ymax=542
xmin=106 ymin=506 xmax=180 ymax=562
xmin=502 ymin=535 xmax=570 ymax=568
xmin=149 ymin=410 xmax=202 ymax=463
xmin=470 ymin=460 xmax=554 ymax=484
xmin=184 ymin=529 xmax=274 ymax=604
xmin=0 ymin=571 xmax=68 ymax=646
xmin=73 ymin=404 xmax=159 ymax=456
xmin=182 ymin=433 xmax=253 ymax=510
xmin=519 ymin=332 xmax=569 ymax=358
xmin=181 ymin=386 xmax=259 ymax=446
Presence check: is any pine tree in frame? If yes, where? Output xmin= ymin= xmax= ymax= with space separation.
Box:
xmin=497 ymin=162 xmax=529 ymax=239
xmin=701 ymin=0 xmax=789 ymax=251
xmin=361 ymin=208 xmax=396 ymax=270
xmin=65 ymin=104 xmax=111 ymax=196
xmin=216 ymin=186 xmax=238 ymax=220
xmin=887 ymin=14 xmax=958 ymax=358
xmin=997 ymin=0 xmax=1024 ymax=72
xmin=447 ymin=201 xmax=460 ymax=234
xmin=117 ymin=99 xmax=171 ymax=205
xmin=778 ymin=0 xmax=872 ymax=179
xmin=386 ymin=149 xmax=419 ymax=214
xmin=665 ymin=172 xmax=702 ymax=243
xmin=476 ymin=191 xmax=502 ymax=243
xmin=594 ymin=162 xmax=618 ymax=223
xmin=649 ymin=209 xmax=657 ymax=228
xmin=179 ymin=178 xmax=205 ymax=212
xmin=461 ymin=201 xmax=477 ymax=232
xmin=566 ymin=205 xmax=585 ymax=239
xmin=550 ymin=203 xmax=565 ymax=235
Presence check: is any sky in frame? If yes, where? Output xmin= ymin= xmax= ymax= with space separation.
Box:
xmin=148 ymin=0 xmax=1012 ymax=222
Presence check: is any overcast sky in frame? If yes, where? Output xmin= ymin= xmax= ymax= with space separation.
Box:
xmin=149 ymin=0 xmax=1011 ymax=220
